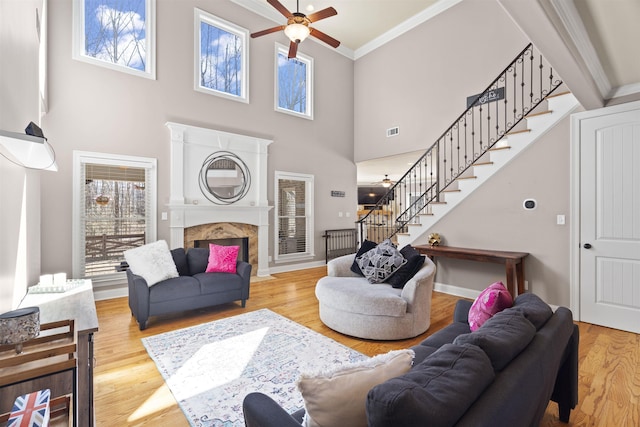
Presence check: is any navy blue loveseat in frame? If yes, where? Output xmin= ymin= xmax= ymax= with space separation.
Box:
xmin=127 ymin=247 xmax=251 ymax=330
xmin=243 ymin=293 xmax=579 ymax=427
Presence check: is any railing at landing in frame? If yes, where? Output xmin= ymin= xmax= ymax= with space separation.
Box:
xmin=357 ymin=43 xmax=563 ymax=244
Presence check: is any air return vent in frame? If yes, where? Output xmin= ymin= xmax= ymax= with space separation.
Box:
xmin=386 ymin=126 xmax=400 ymax=137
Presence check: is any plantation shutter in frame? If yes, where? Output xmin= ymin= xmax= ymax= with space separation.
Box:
xmin=278 ymin=178 xmax=308 ymax=256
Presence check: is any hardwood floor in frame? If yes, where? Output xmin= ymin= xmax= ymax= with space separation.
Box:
xmin=93 ymin=267 xmax=639 ymax=426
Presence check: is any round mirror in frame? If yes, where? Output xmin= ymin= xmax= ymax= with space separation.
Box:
xmin=198 ymin=151 xmax=251 ymax=204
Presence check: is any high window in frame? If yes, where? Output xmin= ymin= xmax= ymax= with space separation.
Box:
xmin=274 ymin=171 xmax=314 ymax=261
xmin=73 ymin=151 xmax=157 ymax=285
xmin=194 ymin=8 xmax=249 ymax=103
xmin=275 ymin=44 xmax=313 ymax=119
xmin=72 ymin=0 xmax=156 ymax=79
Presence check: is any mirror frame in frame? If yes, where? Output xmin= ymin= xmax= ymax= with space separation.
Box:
xmin=198 ymin=151 xmax=251 ymax=204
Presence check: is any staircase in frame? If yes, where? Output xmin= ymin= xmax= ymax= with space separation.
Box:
xmin=356 ymin=44 xmax=581 ymax=246
xmin=396 ymin=90 xmax=579 ymax=247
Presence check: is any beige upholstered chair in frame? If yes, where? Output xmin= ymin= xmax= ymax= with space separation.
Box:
xmin=315 ymin=253 xmax=436 ymax=340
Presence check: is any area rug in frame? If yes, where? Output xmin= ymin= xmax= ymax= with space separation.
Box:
xmin=142 ymin=309 xmax=367 ymax=427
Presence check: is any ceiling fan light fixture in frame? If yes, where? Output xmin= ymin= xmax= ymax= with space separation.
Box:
xmin=382 ymin=181 xmax=391 ymax=188
xmin=284 ymin=23 xmax=310 ymax=43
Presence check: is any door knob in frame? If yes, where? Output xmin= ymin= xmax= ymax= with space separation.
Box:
xmin=583 ymin=243 xmax=592 ymax=249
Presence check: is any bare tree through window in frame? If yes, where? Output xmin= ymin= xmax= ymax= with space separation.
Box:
xmin=83 ymin=0 xmax=148 ymax=71
xmin=195 ymin=10 xmax=248 ymax=102
xmin=200 ymin=22 xmax=242 ymax=96
xmin=276 ymin=45 xmax=313 ymax=119
xmin=277 ymin=53 xmax=307 ymax=113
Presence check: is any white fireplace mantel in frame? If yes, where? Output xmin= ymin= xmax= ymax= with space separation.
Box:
xmin=165 ymin=122 xmax=273 ymax=276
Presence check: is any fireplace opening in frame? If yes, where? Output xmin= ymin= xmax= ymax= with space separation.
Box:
xmin=194 ymin=237 xmax=249 ymax=263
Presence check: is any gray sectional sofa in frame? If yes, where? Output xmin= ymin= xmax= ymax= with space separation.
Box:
xmin=126 ymin=247 xmax=251 ymax=330
xmin=243 ymin=293 xmax=579 ymax=427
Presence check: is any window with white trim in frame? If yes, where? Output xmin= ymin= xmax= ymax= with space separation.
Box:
xmin=72 ymin=151 xmax=157 ymax=284
xmin=275 ymin=43 xmax=313 ymax=119
xmin=194 ymin=8 xmax=249 ymax=103
xmin=72 ymin=0 xmax=156 ymax=79
xmin=274 ymin=171 xmax=314 ymax=261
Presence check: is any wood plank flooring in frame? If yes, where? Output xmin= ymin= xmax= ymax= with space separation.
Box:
xmin=92 ymin=267 xmax=639 ymax=426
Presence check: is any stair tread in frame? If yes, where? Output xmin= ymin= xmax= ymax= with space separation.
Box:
xmin=442 ymin=189 xmax=461 ymax=193
xmin=489 ymin=146 xmax=511 ymax=151
xmin=506 ymin=128 xmax=531 ymax=135
xmin=473 ymin=161 xmax=494 ymax=166
xmin=526 ymin=110 xmax=553 ymax=118
xmin=456 ymin=176 xmax=477 ymax=180
xmin=546 ymin=90 xmax=571 ymax=99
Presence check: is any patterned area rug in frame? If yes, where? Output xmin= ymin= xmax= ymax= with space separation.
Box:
xmin=142 ymin=309 xmax=367 ymax=427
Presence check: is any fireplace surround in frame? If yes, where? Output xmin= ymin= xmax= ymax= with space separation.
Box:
xmin=166 ymin=122 xmax=273 ymax=277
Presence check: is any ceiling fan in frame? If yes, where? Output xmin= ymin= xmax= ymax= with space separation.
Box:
xmin=373 ymin=175 xmax=396 ymax=188
xmin=250 ymin=0 xmax=340 ymax=59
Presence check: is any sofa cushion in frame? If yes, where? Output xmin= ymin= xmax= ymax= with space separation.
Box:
xmin=195 ymin=272 xmax=244 ymax=295
xmin=148 ymin=276 xmax=201 ymax=303
xmin=414 ymin=321 xmax=471 ymax=355
xmin=386 ymin=245 xmax=425 ymax=289
xmin=315 ymin=277 xmax=407 ymax=317
xmin=206 ymin=243 xmax=239 ymax=273
xmin=357 ymin=239 xmax=407 ymax=284
xmin=186 ymin=248 xmax=210 ymax=275
xmin=350 ymin=240 xmax=378 ymax=276
xmin=297 ymin=349 xmax=414 ymax=427
xmin=454 ymin=310 xmax=536 ymax=371
xmin=171 ymin=248 xmax=190 ymax=276
xmin=468 ymin=281 xmax=513 ymax=331
xmin=510 ymin=292 xmax=553 ymax=330
xmin=366 ymin=343 xmax=495 ymax=427
xmin=124 ymin=240 xmax=179 ymax=286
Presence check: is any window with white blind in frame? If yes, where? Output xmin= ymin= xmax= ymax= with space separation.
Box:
xmin=72 ymin=151 xmax=157 ymax=285
xmin=274 ymin=171 xmax=314 ymax=261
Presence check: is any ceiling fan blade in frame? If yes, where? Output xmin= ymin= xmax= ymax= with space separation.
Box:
xmin=251 ymin=25 xmax=285 ymax=38
xmin=307 ymin=7 xmax=337 ymax=23
xmin=288 ymin=40 xmax=298 ymax=58
xmin=267 ymin=0 xmax=293 ymax=18
xmin=310 ymin=28 xmax=340 ymax=48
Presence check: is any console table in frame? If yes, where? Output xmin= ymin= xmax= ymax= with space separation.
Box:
xmin=414 ymin=245 xmax=529 ymax=297
xmin=12 ymin=281 xmax=99 ymax=427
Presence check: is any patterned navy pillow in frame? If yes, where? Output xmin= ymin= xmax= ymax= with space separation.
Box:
xmin=350 ymin=239 xmax=378 ymax=276
xmin=356 ymin=239 xmax=407 ymax=284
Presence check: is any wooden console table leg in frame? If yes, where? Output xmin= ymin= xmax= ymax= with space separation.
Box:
xmin=505 ymin=260 xmax=517 ymax=298
xmin=516 ymin=259 xmax=525 ymax=295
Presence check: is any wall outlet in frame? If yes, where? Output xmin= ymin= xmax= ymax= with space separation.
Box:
xmin=556 ymin=214 xmax=565 ymax=225
xmin=161 ymin=212 xmax=168 ymax=220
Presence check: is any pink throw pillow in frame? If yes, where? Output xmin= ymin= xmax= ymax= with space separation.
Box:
xmin=206 ymin=244 xmax=239 ymax=273
xmin=468 ymin=281 xmax=513 ymax=331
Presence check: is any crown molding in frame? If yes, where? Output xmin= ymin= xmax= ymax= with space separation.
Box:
xmin=354 ymin=0 xmax=463 ymax=60
xmin=549 ymin=0 xmax=611 ymax=99
xmin=232 ymin=0 xmax=463 ymax=61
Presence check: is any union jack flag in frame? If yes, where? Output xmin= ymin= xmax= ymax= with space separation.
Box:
xmin=8 ymin=389 xmax=50 ymax=427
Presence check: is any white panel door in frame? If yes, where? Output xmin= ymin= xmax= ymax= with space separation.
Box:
xmin=579 ymin=105 xmax=640 ymax=333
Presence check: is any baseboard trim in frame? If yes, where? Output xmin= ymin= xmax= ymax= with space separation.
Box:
xmin=433 ymin=282 xmax=481 ymax=300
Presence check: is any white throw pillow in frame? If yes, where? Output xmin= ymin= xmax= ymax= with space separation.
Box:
xmin=124 ymin=240 xmax=179 ymax=286
xmin=297 ymin=349 xmax=414 ymax=427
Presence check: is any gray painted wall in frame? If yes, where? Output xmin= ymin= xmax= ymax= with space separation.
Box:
xmin=0 ymin=0 xmax=43 ymax=312
xmin=1 ymin=0 xmax=591 ymax=309
xmin=39 ymin=0 xmax=356 ymax=279
xmin=353 ymin=0 xmax=575 ymax=306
